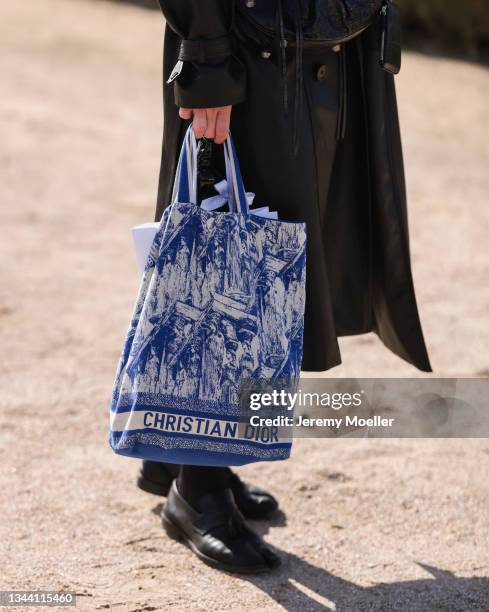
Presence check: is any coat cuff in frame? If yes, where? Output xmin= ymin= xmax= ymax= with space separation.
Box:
xmin=170 ymin=55 xmax=247 ymax=108
xmin=167 ymin=33 xmax=246 ymax=109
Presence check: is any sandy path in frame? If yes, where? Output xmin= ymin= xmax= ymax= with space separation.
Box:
xmin=1 ymin=1 xmax=489 ymax=610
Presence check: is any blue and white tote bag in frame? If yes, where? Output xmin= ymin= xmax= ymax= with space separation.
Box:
xmin=108 ymin=126 xmax=307 ymax=466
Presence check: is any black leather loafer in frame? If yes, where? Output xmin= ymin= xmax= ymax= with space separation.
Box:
xmin=137 ymin=460 xmax=174 ymax=497
xmin=138 ymin=460 xmax=279 ymax=520
xmin=162 ymin=481 xmax=281 ymax=574
xmin=226 ymin=470 xmax=279 ymax=520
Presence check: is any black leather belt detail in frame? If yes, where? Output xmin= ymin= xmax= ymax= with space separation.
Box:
xmin=178 ymin=36 xmax=233 ymax=64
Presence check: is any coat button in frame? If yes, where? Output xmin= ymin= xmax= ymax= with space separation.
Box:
xmin=316 ymin=64 xmax=328 ymax=81
xmin=261 ymin=50 xmax=272 ymax=59
xmin=332 ymin=44 xmax=341 ymax=53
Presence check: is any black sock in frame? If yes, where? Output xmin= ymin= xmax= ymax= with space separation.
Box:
xmin=160 ymin=462 xmax=180 ymax=478
xmin=177 ymin=466 xmax=230 ymax=511
xmin=142 ymin=460 xmax=180 ymax=480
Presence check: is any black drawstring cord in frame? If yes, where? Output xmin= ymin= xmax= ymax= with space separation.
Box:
xmin=275 ymin=0 xmax=304 ymax=156
xmin=274 ymin=0 xmax=348 ymax=147
xmin=336 ymin=44 xmax=348 ymax=141
xmin=292 ymin=0 xmax=304 ymax=156
xmin=276 ymin=0 xmax=288 ymax=114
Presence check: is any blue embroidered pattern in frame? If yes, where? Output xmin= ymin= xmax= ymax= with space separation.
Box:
xmin=109 ymin=128 xmax=307 ymax=466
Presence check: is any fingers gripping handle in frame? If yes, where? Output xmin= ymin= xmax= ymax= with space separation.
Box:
xmin=171 ymin=124 xmax=249 ymax=217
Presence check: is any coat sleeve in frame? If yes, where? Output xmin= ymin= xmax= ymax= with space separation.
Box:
xmin=157 ymin=0 xmax=247 ymax=108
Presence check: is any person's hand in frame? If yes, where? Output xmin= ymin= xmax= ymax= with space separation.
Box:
xmin=179 ymin=106 xmax=232 ymax=144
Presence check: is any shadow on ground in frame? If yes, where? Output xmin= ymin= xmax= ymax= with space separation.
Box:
xmin=150 ymin=502 xmax=488 ymax=610
xmin=244 ymin=517 xmax=488 ymax=610
xmin=241 ymin=558 xmax=489 ymax=611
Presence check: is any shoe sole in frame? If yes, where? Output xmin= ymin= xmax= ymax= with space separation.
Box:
xmin=161 ymin=513 xmax=280 ymax=575
xmin=137 ymin=475 xmax=171 ymax=497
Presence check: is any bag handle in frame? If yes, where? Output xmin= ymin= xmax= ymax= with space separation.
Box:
xmin=171 ymin=124 xmax=249 ymax=216
xmin=171 ymin=126 xmax=198 ymax=205
xmin=223 ymin=135 xmax=249 ymax=216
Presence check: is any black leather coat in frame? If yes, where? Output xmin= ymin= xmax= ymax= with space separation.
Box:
xmin=154 ymin=0 xmax=432 ymax=373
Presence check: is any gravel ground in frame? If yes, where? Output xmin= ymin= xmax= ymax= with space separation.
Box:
xmin=1 ymin=1 xmax=489 ymax=610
